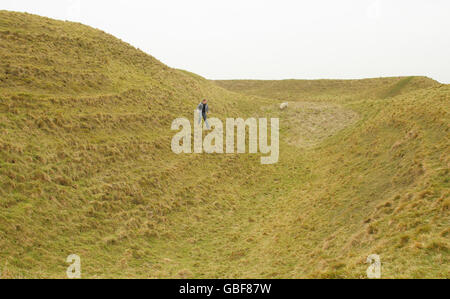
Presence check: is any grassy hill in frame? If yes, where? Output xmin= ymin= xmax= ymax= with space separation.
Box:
xmin=0 ymin=11 xmax=448 ymax=278
xmin=215 ymin=77 xmax=440 ymax=102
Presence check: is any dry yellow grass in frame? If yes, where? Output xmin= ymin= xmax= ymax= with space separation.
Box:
xmin=0 ymin=11 xmax=448 ymax=278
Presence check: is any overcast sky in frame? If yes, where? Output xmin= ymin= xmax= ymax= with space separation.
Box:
xmin=2 ymin=0 xmax=450 ymax=83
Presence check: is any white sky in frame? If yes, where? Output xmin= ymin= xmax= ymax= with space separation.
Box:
xmin=2 ymin=0 xmax=450 ymax=83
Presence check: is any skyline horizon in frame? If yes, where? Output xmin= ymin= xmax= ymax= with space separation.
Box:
xmin=2 ymin=0 xmax=449 ymax=84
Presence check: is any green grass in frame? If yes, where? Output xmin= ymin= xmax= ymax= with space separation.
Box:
xmin=0 ymin=10 xmax=448 ymax=278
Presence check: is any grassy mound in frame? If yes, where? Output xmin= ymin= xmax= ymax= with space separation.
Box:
xmin=0 ymin=11 xmax=448 ymax=278
xmin=215 ymin=76 xmax=440 ymax=102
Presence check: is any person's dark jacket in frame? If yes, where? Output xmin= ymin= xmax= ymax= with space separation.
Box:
xmin=197 ymin=103 xmax=209 ymax=114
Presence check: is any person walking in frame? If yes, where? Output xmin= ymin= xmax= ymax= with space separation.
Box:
xmin=197 ymin=99 xmax=210 ymax=129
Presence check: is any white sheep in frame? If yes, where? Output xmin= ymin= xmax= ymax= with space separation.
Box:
xmin=280 ymin=102 xmax=289 ymax=110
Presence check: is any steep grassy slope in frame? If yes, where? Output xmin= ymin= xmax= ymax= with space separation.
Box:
xmin=214 ymin=80 xmax=449 ymax=278
xmin=0 ymin=11 xmax=448 ymax=278
xmin=0 ymin=11 xmax=272 ymax=278
xmin=0 ymin=10 xmax=168 ymax=95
